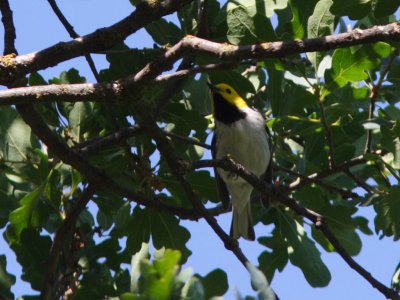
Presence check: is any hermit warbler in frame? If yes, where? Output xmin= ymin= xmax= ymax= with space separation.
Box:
xmin=208 ymin=83 xmax=272 ymax=241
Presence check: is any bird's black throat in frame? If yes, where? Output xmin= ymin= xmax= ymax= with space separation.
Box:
xmin=212 ymin=92 xmax=246 ymax=124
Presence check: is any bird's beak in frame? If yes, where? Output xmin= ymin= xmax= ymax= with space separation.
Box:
xmin=207 ymin=82 xmax=219 ymax=93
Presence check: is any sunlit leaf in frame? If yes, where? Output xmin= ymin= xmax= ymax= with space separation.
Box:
xmin=279 ymin=213 xmax=331 ymax=287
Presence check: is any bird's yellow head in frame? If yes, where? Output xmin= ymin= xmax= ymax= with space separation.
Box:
xmin=208 ymin=83 xmax=248 ymax=110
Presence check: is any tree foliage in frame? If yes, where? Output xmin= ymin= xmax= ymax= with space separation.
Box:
xmin=0 ymin=0 xmax=400 ymax=299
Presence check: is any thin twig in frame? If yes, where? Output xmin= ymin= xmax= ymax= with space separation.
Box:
xmin=379 ymin=158 xmax=400 ymax=182
xmin=344 ymin=169 xmax=381 ymax=194
xmin=46 ymin=0 xmax=100 ymax=81
xmin=372 ymin=162 xmax=392 ymax=189
xmin=92 ymin=48 xmax=165 ymax=55
xmin=155 ymin=62 xmax=238 ymax=82
xmin=278 ymin=166 xmax=359 ymax=198
xmin=165 ymin=131 xmax=211 ymax=149
xmin=0 ymin=0 xmax=17 ymax=55
xmin=41 ymin=185 xmax=95 ymax=300
xmin=287 ymin=153 xmax=369 ymax=191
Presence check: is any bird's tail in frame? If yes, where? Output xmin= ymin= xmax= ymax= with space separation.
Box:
xmin=230 ymin=203 xmax=255 ymax=241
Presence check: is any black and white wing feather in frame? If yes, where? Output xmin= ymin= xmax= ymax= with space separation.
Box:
xmin=211 ymin=134 xmax=230 ymax=209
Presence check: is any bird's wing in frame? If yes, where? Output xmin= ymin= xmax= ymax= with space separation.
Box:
xmin=261 ymin=125 xmax=273 ymax=207
xmin=211 ymin=133 xmax=230 ymax=209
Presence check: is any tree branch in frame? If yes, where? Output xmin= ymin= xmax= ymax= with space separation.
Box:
xmin=41 ymin=185 xmax=95 ymax=300
xmin=2 ymin=22 xmax=400 ymax=102
xmin=155 ymin=62 xmax=238 ymax=82
xmin=192 ymin=157 xmax=400 ymax=300
xmin=0 ymin=0 xmax=195 ymax=85
xmin=0 ymin=0 xmax=17 ymax=55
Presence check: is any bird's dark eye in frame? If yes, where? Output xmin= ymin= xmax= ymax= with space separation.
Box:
xmin=226 ymin=88 xmax=232 ymax=94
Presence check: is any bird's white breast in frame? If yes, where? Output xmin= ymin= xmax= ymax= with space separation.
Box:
xmin=215 ymin=107 xmax=270 ymax=178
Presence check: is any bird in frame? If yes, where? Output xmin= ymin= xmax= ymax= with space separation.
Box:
xmin=208 ymin=82 xmax=272 ymax=241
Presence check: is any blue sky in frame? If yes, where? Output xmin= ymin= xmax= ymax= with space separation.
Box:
xmin=0 ymin=1 xmax=398 ymax=299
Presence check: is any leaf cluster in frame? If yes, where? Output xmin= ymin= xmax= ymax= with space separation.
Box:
xmin=1 ymin=0 xmax=400 ymax=299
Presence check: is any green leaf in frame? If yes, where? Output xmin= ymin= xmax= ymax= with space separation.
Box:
xmin=186 ymin=171 xmax=219 ymax=203
xmin=114 ymin=202 xmax=131 ymax=230
xmin=388 ymin=60 xmax=400 ymax=83
xmin=73 ymin=263 xmax=117 ymax=298
xmin=181 ymin=276 xmax=205 ymax=300
xmin=307 ymin=0 xmax=334 ymax=70
xmin=234 ymin=0 xmax=288 ymax=18
xmin=100 ymin=43 xmax=154 ymax=81
xmin=126 ymin=206 xmax=151 ymax=254
xmin=370 ymin=42 xmax=391 ymax=58
xmin=331 ymin=47 xmax=378 ymax=87
xmin=43 ymin=168 xmax=62 ymax=212
xmin=227 ymin=4 xmax=258 ymax=45
xmin=146 ymin=19 xmax=182 ymax=45
xmin=0 ymin=255 xmax=15 ymax=300
xmin=200 ymin=269 xmax=228 ymax=299
xmin=49 ymin=68 xmax=86 ymax=84
xmin=286 ymin=0 xmax=319 ymax=39
xmin=279 ymin=213 xmax=331 ymax=287
xmin=68 ymin=102 xmax=93 ymax=142
xmin=8 ymin=184 xmax=45 ymax=242
xmin=184 ymin=75 xmax=213 ymax=115
xmin=177 ymin=2 xmax=198 ymax=35
xmin=373 ymin=0 xmax=400 ymax=18
xmin=296 ymin=185 xmax=366 ymax=255
xmin=258 ymin=232 xmax=289 ymax=282
xmin=28 ymin=72 xmax=47 ymax=86
xmin=7 ymin=229 xmax=51 ymax=291
xmin=380 ymin=120 xmax=400 ymax=169
xmin=374 ymin=186 xmax=400 ymax=240
xmin=226 ymin=0 xmax=284 ymax=44
xmin=0 ymin=106 xmax=40 ymax=162
xmin=126 ymin=208 xmax=191 ymax=263
xmin=266 ymin=66 xmax=284 ymax=116
xmin=316 ymin=205 xmax=363 ymax=255
xmin=120 ymin=292 xmax=140 ymax=300
xmin=150 ymin=210 xmax=192 ymax=263
xmin=246 ymin=263 xmax=276 ymax=300
xmin=0 ymin=169 xmax=18 ymax=229
xmin=162 ymin=102 xmax=208 ymax=137
xmin=330 ymin=0 xmax=372 ymax=19
xmin=140 ymin=249 xmax=181 ymax=300
xmin=209 ymin=71 xmax=256 ymax=96
xmin=78 ymin=238 xmax=121 ymax=271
